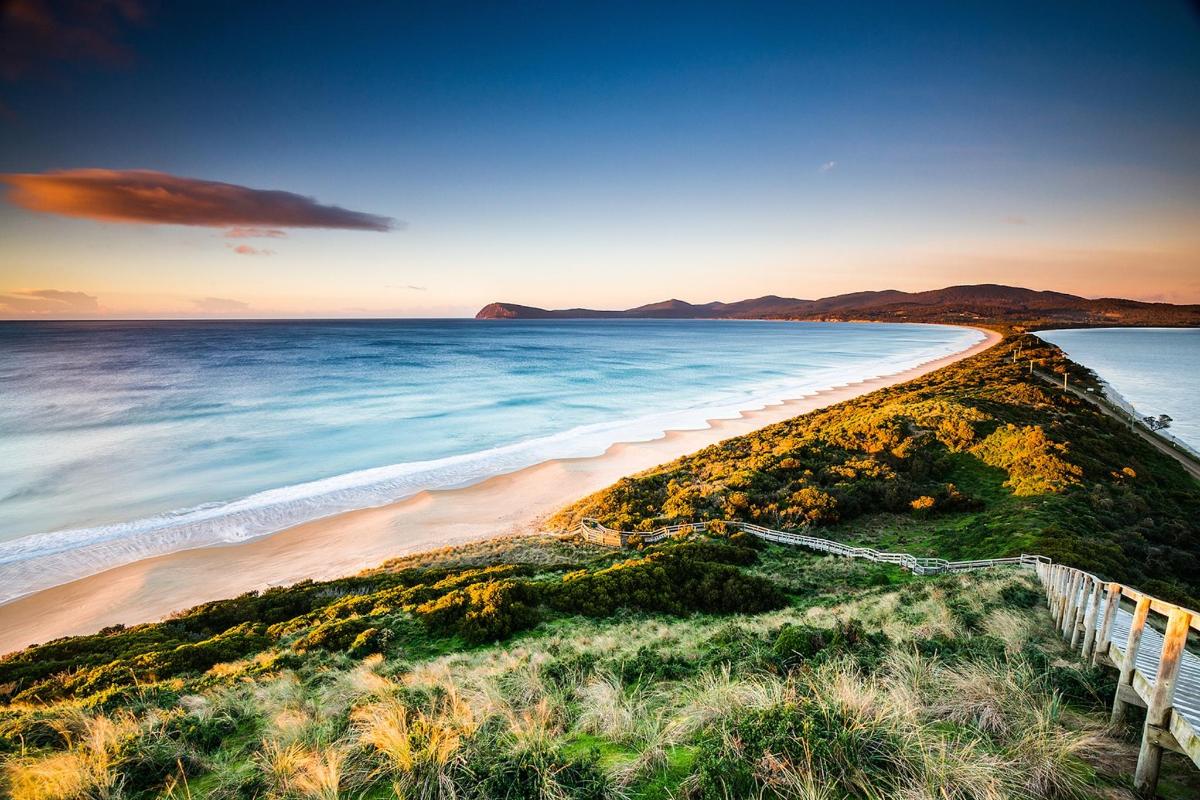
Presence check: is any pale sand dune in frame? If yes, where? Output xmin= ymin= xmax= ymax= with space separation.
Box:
xmin=0 ymin=327 xmax=1001 ymax=654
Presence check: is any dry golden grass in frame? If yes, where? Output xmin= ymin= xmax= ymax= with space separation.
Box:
xmin=5 ymin=713 xmax=136 ymax=800
xmin=0 ymin=567 xmax=1141 ymax=800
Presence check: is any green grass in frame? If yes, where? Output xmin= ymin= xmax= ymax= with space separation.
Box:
xmin=3 ymin=546 xmax=1197 ymax=799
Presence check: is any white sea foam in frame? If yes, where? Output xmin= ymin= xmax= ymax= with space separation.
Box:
xmin=0 ymin=326 xmax=983 ymax=603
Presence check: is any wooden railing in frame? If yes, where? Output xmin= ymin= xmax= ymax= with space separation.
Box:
xmin=573 ymin=517 xmax=1200 ymax=795
xmin=576 ymin=518 xmax=1044 ymax=574
xmin=1037 ymin=561 xmax=1200 ymax=795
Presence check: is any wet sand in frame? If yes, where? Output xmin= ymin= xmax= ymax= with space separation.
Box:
xmin=0 ymin=327 xmax=1001 ymax=654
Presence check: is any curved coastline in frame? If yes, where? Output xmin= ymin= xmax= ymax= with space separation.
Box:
xmin=0 ymin=325 xmax=1001 ymax=654
xmin=0 ymin=323 xmax=982 ymax=604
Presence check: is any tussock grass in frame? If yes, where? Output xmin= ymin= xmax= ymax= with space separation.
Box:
xmin=5 ymin=712 xmax=137 ymax=800
xmin=0 ymin=555 xmax=1154 ymax=799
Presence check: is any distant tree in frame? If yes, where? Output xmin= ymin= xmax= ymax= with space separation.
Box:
xmin=1143 ymin=414 xmax=1172 ymax=432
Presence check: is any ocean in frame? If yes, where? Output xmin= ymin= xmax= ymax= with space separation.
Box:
xmin=1037 ymin=327 xmax=1200 ymax=454
xmin=0 ymin=319 xmax=982 ymax=601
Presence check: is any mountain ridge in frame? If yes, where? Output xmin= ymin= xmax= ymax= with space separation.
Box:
xmin=476 ymin=283 xmax=1200 ymax=327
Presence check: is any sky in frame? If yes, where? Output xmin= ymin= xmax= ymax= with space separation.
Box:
xmin=1 ymin=0 xmax=1198 ymax=319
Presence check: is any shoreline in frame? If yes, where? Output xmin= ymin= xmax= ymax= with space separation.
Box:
xmin=0 ymin=326 xmax=1001 ymax=654
xmin=1034 ymin=327 xmax=1200 ymax=459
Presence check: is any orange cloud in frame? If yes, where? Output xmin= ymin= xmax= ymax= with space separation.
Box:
xmin=230 ymin=244 xmax=273 ymax=256
xmin=0 ymin=169 xmax=397 ymax=231
xmin=225 ymin=227 xmax=287 ymax=238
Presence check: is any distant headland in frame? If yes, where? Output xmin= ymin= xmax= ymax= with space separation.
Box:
xmin=477 ymin=283 xmax=1200 ymax=328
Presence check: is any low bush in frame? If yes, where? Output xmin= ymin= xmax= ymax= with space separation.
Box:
xmin=415 ymin=579 xmax=541 ymax=644
xmin=464 ymin=743 xmax=610 ymax=800
xmin=772 ymin=618 xmax=891 ymax=672
xmin=549 ymin=542 xmax=786 ymax=618
xmin=689 ymin=699 xmax=908 ymax=799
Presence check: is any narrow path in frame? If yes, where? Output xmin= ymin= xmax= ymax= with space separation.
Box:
xmin=1032 ymin=368 xmax=1200 ymax=482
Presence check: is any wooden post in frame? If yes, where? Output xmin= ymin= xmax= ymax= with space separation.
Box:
xmin=1056 ymin=568 xmax=1073 ymax=628
xmin=1094 ymin=583 xmax=1121 ymax=666
xmin=1112 ymin=594 xmax=1152 ymax=726
xmin=1054 ymin=567 xmax=1067 ymax=627
xmin=1063 ymin=372 xmax=1068 ymax=390
xmin=1070 ymin=577 xmax=1092 ymax=650
xmin=1062 ymin=571 xmax=1082 ymax=638
xmin=1133 ymin=607 xmax=1194 ymax=796
xmin=1080 ymin=578 xmax=1102 ymax=656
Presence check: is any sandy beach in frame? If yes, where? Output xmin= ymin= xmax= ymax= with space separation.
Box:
xmin=0 ymin=327 xmax=1001 ymax=654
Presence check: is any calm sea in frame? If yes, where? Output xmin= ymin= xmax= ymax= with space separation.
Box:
xmin=1037 ymin=327 xmax=1200 ymax=453
xmin=0 ymin=319 xmax=981 ymax=600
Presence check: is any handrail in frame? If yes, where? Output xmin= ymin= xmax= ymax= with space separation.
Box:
xmin=571 ymin=517 xmax=1200 ymax=793
xmin=575 ymin=517 xmax=1046 ymax=575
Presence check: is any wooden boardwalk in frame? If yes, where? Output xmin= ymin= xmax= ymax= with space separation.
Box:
xmin=1047 ymin=561 xmax=1200 ymax=793
xmin=575 ymin=518 xmax=1200 ymax=795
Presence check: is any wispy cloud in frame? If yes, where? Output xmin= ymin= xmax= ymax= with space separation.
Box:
xmin=0 ymin=0 xmax=148 ymax=83
xmin=0 ymin=168 xmax=398 ymax=232
xmin=225 ymin=227 xmax=287 ymax=239
xmin=386 ymin=283 xmax=428 ymax=291
xmin=0 ymin=288 xmax=100 ymax=316
xmin=818 ymin=160 xmax=837 ymax=173
xmin=192 ymin=296 xmax=249 ymax=313
xmin=1002 ymin=215 xmax=1028 ymax=225
xmin=229 ymin=244 xmax=274 ymax=256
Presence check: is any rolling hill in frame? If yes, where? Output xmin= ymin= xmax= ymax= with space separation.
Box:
xmin=476 ymin=283 xmax=1200 ymax=327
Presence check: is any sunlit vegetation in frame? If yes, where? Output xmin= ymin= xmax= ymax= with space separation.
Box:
xmin=555 ymin=334 xmax=1200 ymax=605
xmin=3 ymin=332 xmax=1199 ymax=797
xmin=5 ymin=546 xmax=1193 ymax=799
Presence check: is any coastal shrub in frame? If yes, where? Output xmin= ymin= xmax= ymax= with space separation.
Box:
xmin=160 ymin=706 xmax=245 ymax=754
xmin=1021 ymin=647 xmax=1117 ymax=711
xmin=698 ymin=624 xmax=774 ymax=671
xmin=1000 ymin=582 xmax=1042 ymax=609
xmin=971 ymin=424 xmax=1084 ymax=496
xmin=689 ymin=700 xmax=908 ymax=799
xmin=771 ymin=619 xmax=891 ymax=672
xmin=291 ymin=617 xmax=378 ymax=653
xmin=548 ymin=543 xmax=786 ymax=618
xmin=913 ymin=634 xmax=1008 ymax=663
xmin=347 ymin=626 xmax=392 ymax=657
xmin=727 ymin=529 xmax=764 ymax=550
xmin=613 ymin=645 xmax=696 ymax=684
xmin=414 ymin=579 xmax=540 ymax=644
xmin=466 ymin=749 xmax=610 ymax=800
xmin=771 ymin=623 xmax=829 ymax=669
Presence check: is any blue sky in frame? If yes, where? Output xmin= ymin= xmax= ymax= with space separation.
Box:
xmin=1 ymin=0 xmax=1198 ymax=317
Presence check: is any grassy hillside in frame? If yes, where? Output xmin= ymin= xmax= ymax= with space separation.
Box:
xmin=556 ymin=333 xmax=1200 ymax=605
xmin=7 ymin=534 xmax=1197 ymax=800
xmin=3 ymin=331 xmax=1200 ymax=799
